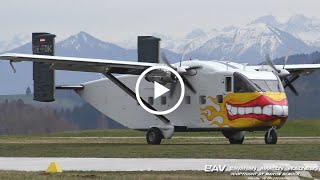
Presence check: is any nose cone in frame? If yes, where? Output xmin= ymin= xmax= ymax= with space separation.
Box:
xmin=279 ymin=69 xmax=290 ymax=78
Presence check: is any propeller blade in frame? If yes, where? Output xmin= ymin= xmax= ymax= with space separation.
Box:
xmin=284 ymin=77 xmax=299 ymax=96
xmin=182 ymin=75 xmax=196 ymax=94
xmin=180 ymin=42 xmax=191 ymax=67
xmin=161 ymin=52 xmax=175 ymax=70
xmin=185 ymin=65 xmax=202 ymax=70
xmin=283 ymin=49 xmax=292 ymax=69
xmin=265 ymin=54 xmax=280 ymax=73
xmin=169 ymin=81 xmax=177 ymax=98
xmin=161 ymin=51 xmax=196 ymax=94
xmin=287 ymin=83 xmax=299 ymax=96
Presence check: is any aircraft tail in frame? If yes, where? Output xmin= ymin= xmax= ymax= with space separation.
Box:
xmin=32 ymin=32 xmax=56 ymax=102
xmin=138 ymin=36 xmax=163 ymax=64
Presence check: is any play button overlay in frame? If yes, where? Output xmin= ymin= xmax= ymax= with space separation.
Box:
xmin=135 ymin=66 xmax=185 ymax=115
xmin=154 ymin=82 xmax=169 ymax=99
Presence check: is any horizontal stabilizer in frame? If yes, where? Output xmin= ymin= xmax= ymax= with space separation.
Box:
xmin=55 ymin=85 xmax=84 ymax=91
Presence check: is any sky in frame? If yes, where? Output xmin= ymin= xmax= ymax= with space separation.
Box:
xmin=1 ymin=0 xmax=320 ymax=42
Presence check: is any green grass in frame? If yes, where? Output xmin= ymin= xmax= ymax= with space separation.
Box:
xmin=277 ymin=119 xmax=320 ymax=136
xmin=2 ymin=171 xmax=318 ymax=180
xmin=39 ymin=130 xmax=223 ymax=138
xmin=6 ymin=118 xmax=318 ymax=138
xmin=0 ymin=119 xmax=319 ymax=160
xmin=0 ymin=143 xmax=319 ymax=160
xmin=0 ymin=171 xmax=244 ymax=180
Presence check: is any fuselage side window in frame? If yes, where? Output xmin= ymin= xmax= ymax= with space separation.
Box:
xmin=161 ymin=96 xmax=166 ymax=105
xmin=185 ymin=96 xmax=191 ymax=104
xmin=148 ymin=97 xmax=154 ymax=105
xmin=226 ymin=77 xmax=232 ymax=92
xmin=199 ymin=95 xmax=206 ymax=104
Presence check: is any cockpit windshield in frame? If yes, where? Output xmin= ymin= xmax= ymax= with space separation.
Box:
xmin=250 ymin=79 xmax=284 ymax=92
xmin=233 ymin=72 xmax=284 ymax=93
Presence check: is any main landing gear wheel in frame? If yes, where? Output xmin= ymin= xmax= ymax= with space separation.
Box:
xmin=229 ymin=136 xmax=244 ymax=144
xmin=222 ymin=131 xmax=245 ymax=144
xmin=146 ymin=127 xmax=163 ymax=145
xmin=265 ymin=128 xmax=278 ymax=144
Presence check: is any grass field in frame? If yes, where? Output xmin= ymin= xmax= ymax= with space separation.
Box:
xmin=0 ymin=143 xmax=319 ymax=160
xmin=0 ymin=171 xmax=245 ymax=180
xmin=0 ymin=119 xmax=319 ymax=179
xmin=1 ymin=171 xmax=318 ymax=180
xmin=0 ymin=119 xmax=319 ymax=160
xmin=3 ymin=118 xmax=319 ymax=138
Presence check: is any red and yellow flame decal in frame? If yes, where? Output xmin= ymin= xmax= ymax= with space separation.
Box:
xmin=200 ymin=92 xmax=288 ymax=128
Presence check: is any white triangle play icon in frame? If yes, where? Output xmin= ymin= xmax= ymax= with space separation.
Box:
xmin=154 ymin=82 xmax=170 ymax=99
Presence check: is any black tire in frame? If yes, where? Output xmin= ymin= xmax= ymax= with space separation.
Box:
xmin=265 ymin=129 xmax=277 ymax=144
xmin=229 ymin=136 xmax=244 ymax=144
xmin=146 ymin=127 xmax=163 ymax=145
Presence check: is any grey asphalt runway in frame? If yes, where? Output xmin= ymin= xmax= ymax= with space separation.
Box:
xmin=0 ymin=157 xmax=319 ymax=172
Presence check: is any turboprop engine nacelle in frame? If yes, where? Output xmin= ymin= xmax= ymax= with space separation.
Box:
xmin=145 ymin=70 xmax=175 ymax=85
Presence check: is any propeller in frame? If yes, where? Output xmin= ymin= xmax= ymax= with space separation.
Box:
xmin=265 ymin=54 xmax=290 ymax=77
xmin=264 ymin=53 xmax=299 ymax=96
xmin=283 ymin=77 xmax=299 ymax=96
xmin=161 ymin=52 xmax=197 ymax=98
xmin=283 ymin=49 xmax=291 ymax=69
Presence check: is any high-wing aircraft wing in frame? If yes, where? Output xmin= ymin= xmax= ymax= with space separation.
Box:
xmin=249 ymin=64 xmax=320 ymax=96
xmin=249 ymin=64 xmax=320 ymax=75
xmin=278 ymin=64 xmax=320 ymax=74
xmin=0 ymin=53 xmax=160 ymax=75
xmin=0 ymin=53 xmax=173 ymax=124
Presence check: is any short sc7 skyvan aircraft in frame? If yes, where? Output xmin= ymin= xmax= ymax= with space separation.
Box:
xmin=0 ymin=33 xmax=319 ymax=145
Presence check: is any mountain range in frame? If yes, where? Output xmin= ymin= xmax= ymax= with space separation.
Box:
xmin=1 ymin=14 xmax=320 ymax=94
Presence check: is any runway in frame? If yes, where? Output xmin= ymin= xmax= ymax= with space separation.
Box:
xmin=0 ymin=157 xmax=319 ymax=172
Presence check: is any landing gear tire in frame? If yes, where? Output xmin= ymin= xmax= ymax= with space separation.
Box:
xmin=222 ymin=130 xmax=245 ymax=144
xmin=229 ymin=136 xmax=244 ymax=144
xmin=265 ymin=129 xmax=277 ymax=144
xmin=146 ymin=127 xmax=163 ymax=145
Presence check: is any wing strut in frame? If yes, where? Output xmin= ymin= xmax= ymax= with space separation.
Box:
xmin=102 ymin=72 xmax=170 ymax=124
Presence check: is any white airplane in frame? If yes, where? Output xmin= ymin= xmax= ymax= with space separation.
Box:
xmin=1 ymin=34 xmax=320 ymax=145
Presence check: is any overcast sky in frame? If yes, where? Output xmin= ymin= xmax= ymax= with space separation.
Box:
xmin=1 ymin=0 xmax=320 ymax=42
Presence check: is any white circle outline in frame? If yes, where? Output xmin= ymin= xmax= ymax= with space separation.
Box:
xmin=135 ymin=66 xmax=185 ymax=115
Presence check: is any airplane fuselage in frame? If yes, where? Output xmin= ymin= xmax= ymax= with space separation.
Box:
xmin=77 ymin=60 xmax=288 ymax=132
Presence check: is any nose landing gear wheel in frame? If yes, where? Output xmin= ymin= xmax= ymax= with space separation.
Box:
xmin=146 ymin=127 xmax=163 ymax=145
xmin=265 ymin=128 xmax=277 ymax=144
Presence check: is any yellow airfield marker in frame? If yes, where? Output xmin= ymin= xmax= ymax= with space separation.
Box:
xmin=46 ymin=162 xmax=63 ymax=173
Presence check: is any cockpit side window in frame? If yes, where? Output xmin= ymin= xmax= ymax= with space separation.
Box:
xmin=233 ymin=72 xmax=257 ymax=93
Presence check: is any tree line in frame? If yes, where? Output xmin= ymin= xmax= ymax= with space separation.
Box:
xmin=0 ymin=99 xmax=124 ymax=135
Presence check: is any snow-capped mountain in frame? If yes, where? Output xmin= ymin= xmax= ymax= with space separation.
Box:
xmin=0 ymin=32 xmax=131 ymax=94
xmin=160 ymin=28 xmax=222 ymax=57
xmin=251 ymin=15 xmax=282 ymax=28
xmin=0 ymin=31 xmax=180 ymax=94
xmin=284 ymin=15 xmax=320 ymax=47
xmin=3 ymin=13 xmax=320 ymax=94
xmin=187 ymin=23 xmax=316 ymax=64
xmin=57 ymin=31 xmax=137 ymax=60
xmin=0 ymin=33 xmax=30 ymax=53
xmin=252 ymin=14 xmax=320 ymax=47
